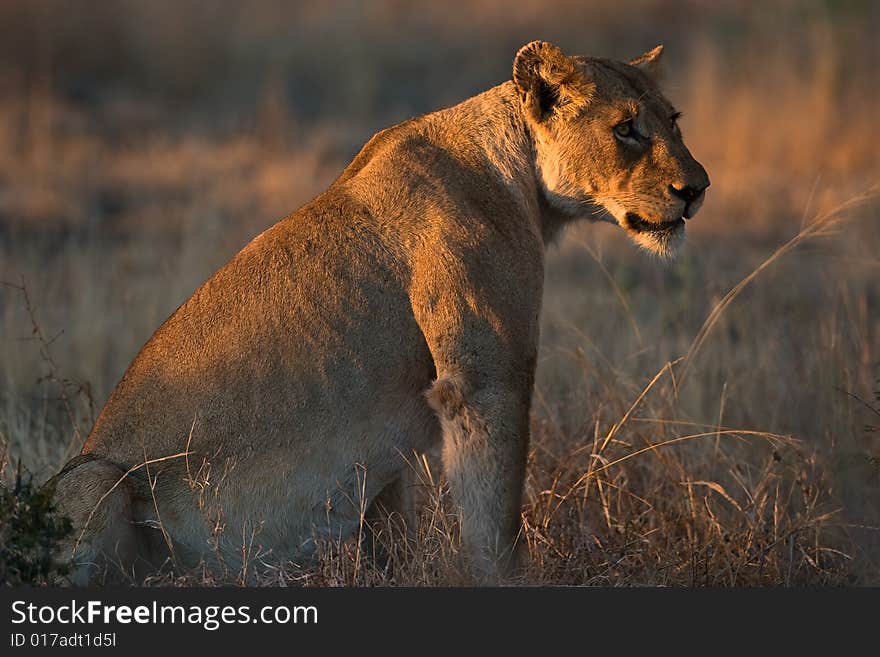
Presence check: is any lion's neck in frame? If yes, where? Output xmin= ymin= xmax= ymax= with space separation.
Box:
xmin=428 ymin=82 xmax=563 ymax=244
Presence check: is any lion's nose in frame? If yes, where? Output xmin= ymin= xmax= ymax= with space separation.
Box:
xmin=669 ymin=180 xmax=709 ymax=218
xmin=669 ymin=182 xmax=707 ymax=203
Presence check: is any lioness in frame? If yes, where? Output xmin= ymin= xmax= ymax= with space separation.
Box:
xmin=51 ymin=41 xmax=708 ymax=584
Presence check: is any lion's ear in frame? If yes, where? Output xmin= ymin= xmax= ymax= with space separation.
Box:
xmin=629 ymin=44 xmax=665 ymax=79
xmin=513 ymin=41 xmax=592 ymax=123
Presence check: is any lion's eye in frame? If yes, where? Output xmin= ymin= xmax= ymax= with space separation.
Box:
xmin=614 ymin=121 xmax=634 ymax=139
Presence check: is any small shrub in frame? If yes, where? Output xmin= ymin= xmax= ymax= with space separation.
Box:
xmin=0 ymin=465 xmax=73 ymax=586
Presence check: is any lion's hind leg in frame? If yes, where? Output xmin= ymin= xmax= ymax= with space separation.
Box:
xmin=48 ymin=454 xmax=149 ymax=585
xmin=360 ymin=471 xmax=419 ymax=569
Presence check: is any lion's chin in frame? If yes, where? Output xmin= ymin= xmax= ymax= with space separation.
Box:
xmin=620 ymin=212 xmax=685 ymax=259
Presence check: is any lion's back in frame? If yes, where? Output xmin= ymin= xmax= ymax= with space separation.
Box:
xmin=83 ymin=186 xmax=436 ymax=469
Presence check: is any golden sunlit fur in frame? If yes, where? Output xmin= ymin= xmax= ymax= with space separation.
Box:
xmin=51 ymin=41 xmax=708 ymax=584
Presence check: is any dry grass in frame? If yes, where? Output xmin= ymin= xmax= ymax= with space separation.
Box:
xmin=1 ymin=1 xmax=879 ymax=585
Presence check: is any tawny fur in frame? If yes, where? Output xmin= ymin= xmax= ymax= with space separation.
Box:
xmin=52 ymin=41 xmax=709 ymax=584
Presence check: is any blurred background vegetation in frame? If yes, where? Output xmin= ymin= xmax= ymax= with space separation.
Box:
xmin=1 ymin=1 xmax=878 ymax=584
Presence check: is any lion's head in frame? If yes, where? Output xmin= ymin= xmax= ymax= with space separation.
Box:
xmin=513 ymin=40 xmax=710 ymax=257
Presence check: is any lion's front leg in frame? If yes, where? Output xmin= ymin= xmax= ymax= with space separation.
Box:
xmin=408 ymin=209 xmax=543 ymax=581
xmin=427 ymin=374 xmax=530 ymax=582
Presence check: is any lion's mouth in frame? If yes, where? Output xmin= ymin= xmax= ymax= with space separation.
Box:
xmin=622 ymin=213 xmax=685 ymax=235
